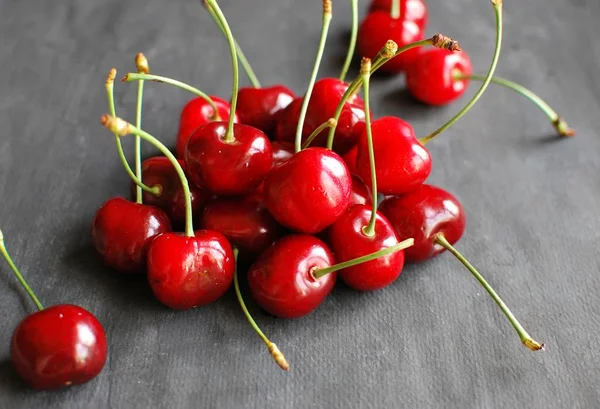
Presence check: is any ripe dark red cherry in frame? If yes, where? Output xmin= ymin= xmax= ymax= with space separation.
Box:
xmin=349 ymin=174 xmax=372 ymax=206
xmin=326 ymin=204 xmax=404 ymax=291
xmin=185 ymin=122 xmax=273 ymax=196
xmin=263 ymin=147 xmax=352 ymax=234
xmin=11 ymin=304 xmax=107 ymax=390
xmin=135 ymin=157 xmax=209 ymax=229
xmin=356 ymin=116 xmax=431 ymax=195
xmin=237 ymin=85 xmax=295 ymax=135
xmin=406 ymin=49 xmax=473 ymax=106
xmin=175 ymin=96 xmax=238 ymax=159
xmin=378 ymin=184 xmax=466 ymax=263
xmin=91 ymin=197 xmax=172 ymax=273
xmin=147 ymin=231 xmax=235 ymax=310
xmin=342 ymin=144 xmax=359 ymax=175
xmin=368 ymin=0 xmax=428 ymax=30
xmin=247 ymin=234 xmax=336 ymax=318
xmin=358 ymin=12 xmax=424 ymax=73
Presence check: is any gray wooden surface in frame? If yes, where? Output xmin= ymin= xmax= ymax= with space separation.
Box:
xmin=1 ymin=0 xmax=599 ymax=408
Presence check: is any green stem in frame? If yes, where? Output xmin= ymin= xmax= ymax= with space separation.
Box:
xmin=391 ymin=0 xmax=401 ymax=19
xmin=0 ymin=229 xmax=44 ymax=311
xmin=123 ymin=73 xmax=220 ymax=121
xmin=313 ymin=238 xmax=414 ymax=279
xmin=339 ymin=0 xmax=358 ymax=82
xmin=204 ymin=1 xmax=261 ymax=88
xmin=418 ymin=1 xmax=503 ymax=145
xmin=295 ymin=1 xmax=333 ymax=153
xmin=135 ymin=76 xmax=144 ymax=204
xmin=454 ymin=73 xmax=575 ymax=137
xmin=106 ymin=70 xmax=161 ymax=196
xmin=435 ymin=234 xmax=544 ymax=351
xmin=301 ymin=119 xmax=336 ymax=149
xmin=205 ymin=0 xmax=239 ymax=142
xmin=360 ymin=61 xmax=378 ymax=236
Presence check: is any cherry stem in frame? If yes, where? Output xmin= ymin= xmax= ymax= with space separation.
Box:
xmin=313 ymin=238 xmax=414 ymax=279
xmin=100 ymin=115 xmax=195 ymax=237
xmin=339 ymin=0 xmax=358 ymax=82
xmin=391 ymin=0 xmax=401 ymax=19
xmin=232 ymin=249 xmax=289 ymax=371
xmin=205 ymin=0 xmax=238 ymax=142
xmin=419 ymin=0 xmax=503 ymax=145
xmin=360 ymin=58 xmax=378 ymax=237
xmin=294 ymin=0 xmax=333 ymax=153
xmin=106 ymin=69 xmax=161 ymax=196
xmin=454 ymin=73 xmax=575 ymax=137
xmin=123 ymin=73 xmax=221 ymax=121
xmin=301 ymin=118 xmax=337 ymax=149
xmin=203 ymin=0 xmax=261 ymax=88
xmin=0 ymin=228 xmax=44 ymax=311
xmin=134 ymin=53 xmax=148 ymax=205
xmin=435 ymin=234 xmax=544 ymax=351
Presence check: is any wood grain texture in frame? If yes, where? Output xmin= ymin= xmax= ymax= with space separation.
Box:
xmin=1 ymin=0 xmax=599 ymax=407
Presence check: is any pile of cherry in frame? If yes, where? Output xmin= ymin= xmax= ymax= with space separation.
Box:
xmin=1 ymin=0 xmax=575 ymax=390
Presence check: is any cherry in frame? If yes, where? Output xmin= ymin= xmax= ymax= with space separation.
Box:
xmin=91 ymin=197 xmax=172 ymax=274
xmin=263 ymin=147 xmax=352 ymax=234
xmin=271 ymin=141 xmax=295 ymax=167
xmin=342 ymin=144 xmax=359 ymax=174
xmin=406 ymin=49 xmax=473 ymax=106
xmin=349 ymin=174 xmax=372 ymax=206
xmin=368 ymin=0 xmax=428 ymax=30
xmin=237 ymin=85 xmax=295 ymax=135
xmin=356 ymin=116 xmax=431 ymax=195
xmin=247 ymin=234 xmax=336 ymax=318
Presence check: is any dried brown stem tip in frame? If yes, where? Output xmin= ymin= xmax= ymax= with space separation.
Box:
xmin=432 ymin=34 xmax=461 ymax=52
xmin=323 ymin=0 xmax=332 ymax=15
xmin=360 ymin=57 xmax=372 ymax=76
xmin=136 ymin=53 xmax=149 ymax=74
xmin=267 ymin=342 xmax=290 ymax=371
xmin=523 ymin=339 xmax=545 ymax=351
xmin=553 ymin=116 xmax=576 ymax=137
xmin=100 ymin=114 xmax=131 ymax=137
xmin=105 ymin=68 xmax=117 ymax=86
xmin=383 ymin=40 xmax=398 ymax=58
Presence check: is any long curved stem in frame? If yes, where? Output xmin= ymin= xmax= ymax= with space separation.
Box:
xmin=101 ymin=115 xmax=195 ymax=238
xmin=435 ymin=234 xmax=543 ymax=351
xmin=295 ymin=0 xmax=333 ymax=153
xmin=301 ymin=118 xmax=337 ymax=149
xmin=419 ymin=0 xmax=503 ymax=145
xmin=134 ymin=53 xmax=148 ymax=204
xmin=454 ymin=73 xmax=575 ymax=137
xmin=0 ymin=229 xmax=44 ymax=311
xmin=339 ymin=0 xmax=358 ymax=82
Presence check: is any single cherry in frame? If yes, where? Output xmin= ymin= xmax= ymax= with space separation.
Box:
xmin=342 ymin=144 xmax=359 ymax=175
xmin=263 ymin=147 xmax=352 ymax=234
xmin=247 ymin=234 xmax=336 ymax=318
xmin=91 ymin=197 xmax=172 ymax=273
xmin=406 ymin=49 xmax=473 ymax=106
xmin=237 ymin=85 xmax=295 ymax=136
xmin=368 ymin=0 xmax=428 ymax=30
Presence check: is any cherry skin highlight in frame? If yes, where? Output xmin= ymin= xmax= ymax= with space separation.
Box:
xmin=406 ymin=49 xmax=473 ymax=106
xmin=11 ymin=304 xmax=107 ymax=390
xmin=91 ymin=197 xmax=172 ymax=273
xmin=368 ymin=0 xmax=428 ymax=31
xmin=247 ymin=234 xmax=336 ymax=318
xmin=175 ymin=96 xmax=238 ymax=159
xmin=185 ymin=122 xmax=273 ymax=196
xmin=349 ymin=174 xmax=372 ymax=206
xmin=356 ymin=116 xmax=431 ymax=195
xmin=263 ymin=147 xmax=352 ymax=234
xmin=271 ymin=141 xmax=295 ymax=167
xmin=146 ymin=231 xmax=235 ymax=310
xmin=378 ymin=184 xmax=466 ymax=263
xmin=237 ymin=85 xmax=295 ymax=135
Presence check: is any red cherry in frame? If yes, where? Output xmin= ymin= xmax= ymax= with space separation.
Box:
xmin=146 ymin=231 xmax=235 ymax=310
xmin=200 ymin=195 xmax=284 ymax=259
xmin=11 ymin=304 xmax=107 ymax=390
xmin=175 ymin=96 xmax=238 ymax=159
xmin=378 ymin=184 xmax=466 ymax=263
xmin=185 ymin=122 xmax=272 ymax=196
xmin=356 ymin=116 xmax=431 ymax=195
xmin=368 ymin=0 xmax=428 ymax=30
xmin=271 ymin=141 xmax=295 ymax=167
xmin=326 ymin=204 xmax=404 ymax=291
xmin=263 ymin=147 xmax=352 ymax=234
xmin=247 ymin=234 xmax=336 ymax=318
xmin=237 ymin=85 xmax=295 ymax=135
xmin=349 ymin=174 xmax=372 ymax=206
xmin=406 ymin=49 xmax=473 ymax=106
xmin=134 ymin=157 xmax=209 ymax=229
xmin=342 ymin=144 xmax=359 ymax=175
xmin=358 ymin=12 xmax=424 ymax=73
xmin=91 ymin=197 xmax=172 ymax=273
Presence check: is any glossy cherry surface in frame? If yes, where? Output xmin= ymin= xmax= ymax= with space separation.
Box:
xmin=271 ymin=141 xmax=295 ymax=167
xmin=135 ymin=157 xmax=208 ymax=229
xmin=378 ymin=184 xmax=466 ymax=263
xmin=91 ymin=197 xmax=172 ymax=273
xmin=406 ymin=49 xmax=473 ymax=106
xmin=247 ymin=234 xmax=336 ymax=318
xmin=368 ymin=0 xmax=428 ymax=30
xmin=342 ymin=145 xmax=359 ymax=175
xmin=11 ymin=304 xmax=107 ymax=390
xmin=237 ymin=85 xmax=295 ymax=135
xmin=326 ymin=204 xmax=404 ymax=291
xmin=175 ymin=96 xmax=238 ymax=159
xmin=356 ymin=116 xmax=431 ymax=195
xmin=263 ymin=147 xmax=352 ymax=234
xmin=185 ymin=122 xmax=273 ymax=196
xmin=147 ymin=231 xmax=235 ymax=310
xmin=358 ymin=12 xmax=424 ymax=73
xmin=349 ymin=174 xmax=372 ymax=206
